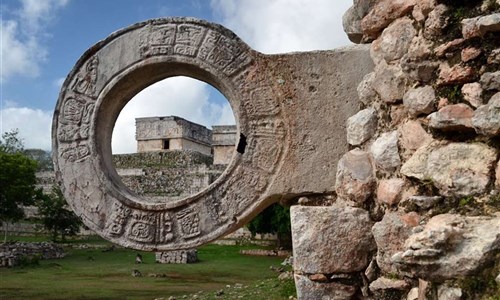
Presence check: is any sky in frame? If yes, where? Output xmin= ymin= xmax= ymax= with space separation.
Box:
xmin=1 ymin=0 xmax=353 ymax=154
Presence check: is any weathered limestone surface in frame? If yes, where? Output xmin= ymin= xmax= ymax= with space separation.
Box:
xmin=335 ymin=149 xmax=375 ymax=205
xmin=52 ymin=18 xmax=373 ymax=251
xmin=370 ymin=130 xmax=401 ymax=171
xmin=291 ymin=205 xmax=375 ymax=274
xmin=294 ymin=274 xmax=357 ymax=300
xmin=392 ymin=213 xmax=500 ymax=281
xmin=346 ymin=107 xmax=378 ymax=145
xmin=401 ymin=142 xmax=496 ymax=197
xmin=372 ymin=211 xmax=419 ymax=274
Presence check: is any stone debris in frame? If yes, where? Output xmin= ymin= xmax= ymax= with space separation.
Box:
xmin=369 ymin=277 xmax=410 ymax=291
xmin=335 ymin=149 xmax=376 ymax=204
xmin=399 ymin=120 xmax=432 ymax=151
xmin=437 ymin=285 xmax=463 ymax=300
xmin=462 ymin=13 xmax=500 ymax=39
xmin=376 ymin=178 xmax=405 ymax=206
xmin=424 ymin=4 xmax=449 ymax=39
xmin=291 ymin=205 xmax=375 ymax=274
xmin=488 ymin=48 xmax=500 ymax=64
xmin=472 ymin=92 xmax=500 ymax=136
xmin=403 ymin=85 xmax=436 ymax=116
xmin=346 ymin=107 xmax=378 ymax=145
xmin=399 ymin=195 xmax=442 ymax=211
xmin=357 ymin=72 xmax=377 ymax=105
xmin=294 ymin=274 xmax=357 ymax=300
xmin=392 ymin=213 xmax=500 ymax=281
xmin=461 ymin=47 xmax=482 ymax=62
xmin=406 ymin=287 xmax=419 ymax=300
xmin=373 ymin=62 xmax=409 ymax=103
xmin=370 ymin=130 xmax=401 ymax=172
xmin=428 ymin=103 xmax=474 ymax=132
xmin=437 ymin=64 xmax=475 ymax=86
xmin=376 ymin=17 xmax=416 ymax=63
xmin=361 ymin=0 xmax=416 ymax=39
xmin=434 ymin=38 xmax=465 ymax=57
xmin=372 ymin=211 xmax=419 ymax=274
xmin=461 ymin=82 xmax=483 ymax=108
xmin=480 ymin=71 xmax=500 ymax=90
xmin=401 ymin=142 xmax=496 ymax=196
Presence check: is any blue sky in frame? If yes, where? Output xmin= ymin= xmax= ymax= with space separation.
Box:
xmin=1 ymin=0 xmax=352 ymax=153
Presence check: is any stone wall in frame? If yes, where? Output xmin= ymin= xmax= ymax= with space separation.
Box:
xmin=113 ymin=150 xmax=224 ymax=201
xmin=0 ymin=242 xmax=65 ymax=267
xmin=292 ymin=1 xmax=500 ymax=299
xmin=135 ymin=116 xmax=212 ymax=155
xmin=155 ymin=249 xmax=198 ymax=264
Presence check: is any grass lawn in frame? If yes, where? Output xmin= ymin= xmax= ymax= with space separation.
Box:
xmin=0 ymin=236 xmax=295 ymax=299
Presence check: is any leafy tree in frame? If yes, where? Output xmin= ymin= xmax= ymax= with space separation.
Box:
xmin=0 ymin=129 xmax=24 ymax=153
xmin=36 ymin=185 xmax=82 ymax=242
xmin=247 ymin=203 xmax=292 ymax=249
xmin=24 ymin=149 xmax=53 ymax=171
xmin=0 ymin=129 xmax=38 ymax=242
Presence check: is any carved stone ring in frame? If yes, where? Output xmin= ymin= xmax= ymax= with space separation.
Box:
xmin=53 ymin=17 xmax=372 ymax=250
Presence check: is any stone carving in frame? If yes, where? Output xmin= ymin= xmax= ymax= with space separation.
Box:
xmin=108 ymin=202 xmax=131 ymax=236
xmin=60 ymin=144 xmax=90 ymax=162
xmin=71 ymin=55 xmax=99 ymax=97
xmin=177 ymin=207 xmax=201 ymax=239
xmin=52 ymin=17 xmax=371 ymax=250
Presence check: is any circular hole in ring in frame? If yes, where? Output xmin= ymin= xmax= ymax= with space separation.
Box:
xmin=110 ymin=76 xmax=236 ymax=205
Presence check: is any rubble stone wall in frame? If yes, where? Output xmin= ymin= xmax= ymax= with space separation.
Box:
xmin=293 ymin=1 xmax=500 ymax=299
xmin=0 ymin=242 xmax=65 ymax=268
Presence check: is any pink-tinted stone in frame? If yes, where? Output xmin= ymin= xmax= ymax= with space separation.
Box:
xmin=424 ymin=4 xmax=449 ymax=39
xmin=291 ymin=205 xmax=376 ymax=274
xmin=437 ymin=97 xmax=449 ymax=109
xmin=361 ymin=0 xmax=416 ymax=39
xmin=461 ymin=47 xmax=482 ymax=62
xmin=428 ymin=103 xmax=474 ymax=131
xmin=372 ymin=211 xmax=419 ymax=274
xmin=462 ymin=13 xmax=500 ymax=39
xmin=434 ymin=38 xmax=465 ymax=57
xmin=399 ymin=120 xmax=432 ymax=151
xmin=438 ymin=64 xmax=475 ymax=85
xmin=335 ymin=149 xmax=375 ymax=205
xmin=377 ymin=178 xmax=405 ymax=206
xmin=462 ymin=82 xmax=483 ymax=108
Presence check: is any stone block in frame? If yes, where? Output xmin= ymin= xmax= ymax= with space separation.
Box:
xmin=335 ymin=149 xmax=376 ymax=205
xmin=291 ymin=205 xmax=375 ymax=274
xmin=294 ymin=274 xmax=357 ymax=300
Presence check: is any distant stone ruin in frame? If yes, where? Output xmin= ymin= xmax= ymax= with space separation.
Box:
xmin=136 ymin=116 xmax=213 ymax=155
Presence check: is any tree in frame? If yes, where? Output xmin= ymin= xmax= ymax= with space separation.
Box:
xmin=247 ymin=203 xmax=292 ymax=249
xmin=0 ymin=129 xmax=38 ymax=242
xmin=36 ymin=185 xmax=82 ymax=242
xmin=24 ymin=149 xmax=53 ymax=171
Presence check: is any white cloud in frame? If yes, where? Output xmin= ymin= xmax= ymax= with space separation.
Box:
xmin=0 ymin=0 xmax=69 ymax=81
xmin=112 ymin=77 xmax=234 ymax=154
xmin=0 ymin=104 xmax=53 ymax=150
xmin=211 ymin=0 xmax=353 ymax=54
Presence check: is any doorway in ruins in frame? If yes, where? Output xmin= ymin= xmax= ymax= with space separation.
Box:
xmin=111 ymin=76 xmax=236 ymax=204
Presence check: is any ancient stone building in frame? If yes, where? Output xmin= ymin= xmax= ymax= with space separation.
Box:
xmin=211 ymin=125 xmax=237 ymax=165
xmin=135 ymin=116 xmax=212 ymax=156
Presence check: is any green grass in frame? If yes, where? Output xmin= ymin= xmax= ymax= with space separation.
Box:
xmin=0 ymin=236 xmax=294 ymax=299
